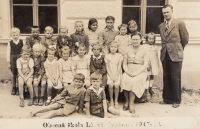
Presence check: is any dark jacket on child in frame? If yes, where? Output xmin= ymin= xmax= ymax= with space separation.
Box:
xmin=26 ymin=36 xmax=42 ymax=48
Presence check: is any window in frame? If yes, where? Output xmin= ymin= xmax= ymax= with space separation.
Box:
xmin=122 ymin=0 xmax=167 ymax=34
xmin=11 ymin=0 xmax=59 ymax=34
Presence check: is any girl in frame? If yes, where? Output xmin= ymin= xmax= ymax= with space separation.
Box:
xmin=115 ymin=24 xmax=131 ymax=55
xmin=72 ymin=43 xmax=90 ymax=88
xmin=7 ymin=27 xmax=24 ymax=95
xmin=127 ymin=20 xmax=141 ymax=39
xmin=70 ymin=21 xmax=89 ymax=55
xmin=58 ymin=46 xmax=76 ymax=88
xmin=44 ymin=48 xmax=62 ymax=106
xmin=99 ymin=16 xmax=119 ymax=55
xmin=17 ymin=45 xmax=34 ymax=107
xmin=85 ymin=18 xmax=101 ymax=55
xmin=105 ymin=41 xmax=123 ymax=108
xmin=144 ymin=32 xmax=159 ymax=102
xmin=31 ymin=44 xmax=46 ymax=106
xmin=85 ymin=72 xmax=137 ymax=118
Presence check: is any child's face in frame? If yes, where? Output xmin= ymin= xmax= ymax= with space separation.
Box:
xmin=11 ymin=32 xmax=20 ymax=41
xmin=90 ymin=22 xmax=98 ymax=31
xmin=106 ymin=20 xmax=114 ymax=29
xmin=77 ymin=47 xmax=86 ymax=56
xmin=128 ymin=24 xmax=137 ymax=33
xmin=120 ymin=27 xmax=127 ymax=36
xmin=31 ymin=28 xmax=40 ymax=38
xmin=73 ymin=79 xmax=84 ymax=88
xmin=75 ymin=23 xmax=83 ymax=32
xmin=62 ymin=51 xmax=69 ymax=60
xmin=92 ymin=47 xmax=101 ymax=56
xmin=21 ymin=52 xmax=30 ymax=60
xmin=110 ymin=44 xmax=118 ymax=54
xmin=60 ymin=29 xmax=68 ymax=38
xmin=91 ymin=79 xmax=102 ymax=89
xmin=147 ymin=35 xmax=155 ymax=45
xmin=33 ymin=49 xmax=41 ymax=57
xmin=47 ymin=50 xmax=55 ymax=61
xmin=45 ymin=30 xmax=53 ymax=39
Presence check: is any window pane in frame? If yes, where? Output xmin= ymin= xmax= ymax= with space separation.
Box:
xmin=123 ymin=0 xmax=141 ymax=5
xmin=39 ymin=7 xmax=58 ymax=33
xmin=146 ymin=7 xmax=164 ymax=34
xmin=122 ymin=7 xmax=141 ymax=31
xmin=13 ymin=0 xmax=32 ymax=4
xmin=39 ymin=0 xmax=57 ymax=4
xmin=13 ymin=6 xmax=33 ymax=34
xmin=147 ymin=0 xmax=165 ymax=6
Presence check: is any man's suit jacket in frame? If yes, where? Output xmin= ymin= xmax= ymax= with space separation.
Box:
xmin=158 ymin=18 xmax=189 ymax=62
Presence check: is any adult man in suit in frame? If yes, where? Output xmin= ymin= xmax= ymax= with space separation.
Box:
xmin=158 ymin=4 xmax=189 ymax=108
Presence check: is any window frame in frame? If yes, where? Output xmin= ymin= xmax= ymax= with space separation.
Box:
xmin=122 ymin=0 xmax=169 ymax=35
xmin=10 ymin=0 xmax=60 ymax=35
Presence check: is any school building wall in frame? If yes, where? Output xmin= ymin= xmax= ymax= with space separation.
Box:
xmin=0 ymin=0 xmax=200 ymax=89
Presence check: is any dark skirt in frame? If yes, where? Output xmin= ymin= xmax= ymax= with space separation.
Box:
xmin=10 ymin=54 xmax=21 ymax=75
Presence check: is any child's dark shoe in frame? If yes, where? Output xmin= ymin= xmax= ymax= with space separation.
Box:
xmin=33 ymin=97 xmax=39 ymax=106
xmin=15 ymin=87 xmax=19 ymax=95
xmin=11 ymin=87 xmax=16 ymax=95
xmin=38 ymin=97 xmax=44 ymax=106
xmin=19 ymin=98 xmax=25 ymax=107
xmin=149 ymin=87 xmax=155 ymax=96
xmin=28 ymin=98 xmax=33 ymax=106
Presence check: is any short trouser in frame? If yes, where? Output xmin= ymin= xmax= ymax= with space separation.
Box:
xmin=56 ymin=102 xmax=76 ymax=116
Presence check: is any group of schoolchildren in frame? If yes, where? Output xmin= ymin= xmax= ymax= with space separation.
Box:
xmin=7 ymin=15 xmax=159 ymax=118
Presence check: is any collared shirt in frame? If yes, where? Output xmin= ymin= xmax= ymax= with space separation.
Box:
xmin=7 ymin=39 xmax=25 ymax=62
xmin=90 ymin=54 xmax=107 ymax=75
xmin=165 ymin=18 xmax=173 ymax=29
xmin=31 ymin=55 xmax=46 ymax=78
xmin=84 ymin=86 xmax=106 ymax=113
xmin=54 ymin=84 xmax=86 ymax=111
xmin=99 ymin=28 xmax=119 ymax=46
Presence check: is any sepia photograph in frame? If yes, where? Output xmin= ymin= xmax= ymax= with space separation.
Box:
xmin=0 ymin=0 xmax=200 ymax=129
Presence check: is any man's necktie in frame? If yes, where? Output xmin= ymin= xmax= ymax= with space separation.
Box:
xmin=165 ymin=22 xmax=169 ymax=36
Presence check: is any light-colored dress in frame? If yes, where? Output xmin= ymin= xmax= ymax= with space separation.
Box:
xmin=115 ymin=34 xmax=131 ymax=55
xmin=143 ymin=44 xmax=159 ymax=75
xmin=85 ymin=28 xmax=101 ymax=55
xmin=72 ymin=55 xmax=90 ymax=80
xmin=121 ymin=45 xmax=149 ymax=98
xmin=44 ymin=59 xmax=62 ymax=89
xmin=58 ymin=57 xmax=74 ymax=84
xmin=105 ymin=53 xmax=123 ymax=85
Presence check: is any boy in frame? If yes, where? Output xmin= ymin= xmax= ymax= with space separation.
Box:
xmin=26 ymin=26 xmax=42 ymax=48
xmin=31 ymin=44 xmax=46 ymax=106
xmin=99 ymin=16 xmax=119 ymax=55
xmin=7 ymin=27 xmax=24 ymax=95
xmin=30 ymin=73 xmax=86 ymax=119
xmin=56 ymin=26 xmax=73 ymax=58
xmin=90 ymin=44 xmax=107 ymax=89
xmin=85 ymin=72 xmax=138 ymax=118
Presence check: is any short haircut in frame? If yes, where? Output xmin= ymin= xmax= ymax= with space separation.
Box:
xmin=90 ymin=72 xmax=102 ymax=81
xmin=127 ymin=20 xmax=138 ymax=33
xmin=92 ymin=43 xmax=102 ymax=52
xmin=145 ymin=32 xmax=156 ymax=43
xmin=162 ymin=4 xmax=173 ymax=10
xmin=131 ymin=34 xmax=143 ymax=45
xmin=59 ymin=26 xmax=68 ymax=33
xmin=21 ymin=45 xmax=31 ymax=54
xmin=31 ymin=26 xmax=40 ymax=32
xmin=88 ymin=18 xmax=98 ymax=30
xmin=61 ymin=46 xmax=71 ymax=54
xmin=47 ymin=47 xmax=56 ymax=55
xmin=32 ymin=43 xmax=42 ymax=51
xmin=118 ymin=23 xmax=128 ymax=31
xmin=77 ymin=42 xmax=86 ymax=50
xmin=45 ymin=26 xmax=54 ymax=33
xmin=105 ymin=16 xmax=115 ymax=22
xmin=74 ymin=73 xmax=85 ymax=83
xmin=10 ymin=27 xmax=20 ymax=36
